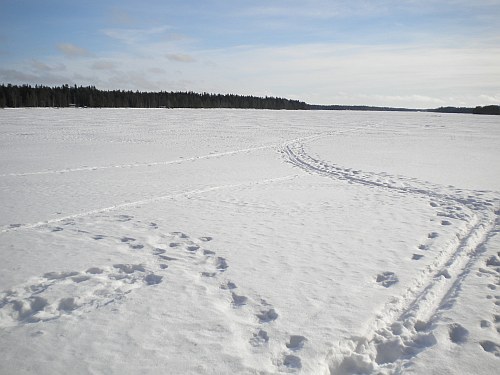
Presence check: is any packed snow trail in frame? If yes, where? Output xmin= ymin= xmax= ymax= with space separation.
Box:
xmin=280 ymin=136 xmax=499 ymax=374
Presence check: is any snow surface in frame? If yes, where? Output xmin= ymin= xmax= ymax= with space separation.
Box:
xmin=0 ymin=108 xmax=499 ymax=374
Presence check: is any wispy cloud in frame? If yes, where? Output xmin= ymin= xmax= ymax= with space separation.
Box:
xmin=166 ymin=53 xmax=195 ymax=63
xmin=102 ymin=26 xmax=171 ymax=45
xmin=90 ymin=60 xmax=116 ymax=71
xmin=57 ymin=43 xmax=91 ymax=58
xmin=31 ymin=60 xmax=66 ymax=72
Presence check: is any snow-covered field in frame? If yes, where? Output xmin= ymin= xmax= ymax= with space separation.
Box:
xmin=0 ymin=108 xmax=499 ymax=374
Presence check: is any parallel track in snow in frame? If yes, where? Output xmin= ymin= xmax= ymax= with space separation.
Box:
xmin=280 ymin=136 xmax=499 ymax=374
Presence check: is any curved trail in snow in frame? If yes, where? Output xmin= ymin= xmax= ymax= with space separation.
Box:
xmin=280 ymin=135 xmax=499 ymax=374
xmin=0 ymin=125 xmax=373 ymax=178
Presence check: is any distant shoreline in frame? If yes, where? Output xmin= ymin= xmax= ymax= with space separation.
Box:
xmin=1 ymin=84 xmax=498 ymax=115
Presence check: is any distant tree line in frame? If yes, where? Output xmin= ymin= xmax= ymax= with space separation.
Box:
xmin=0 ymin=84 xmax=308 ymax=110
xmin=308 ymin=104 xmax=419 ymax=112
xmin=312 ymin=104 xmax=500 ymax=115
xmin=428 ymin=106 xmax=474 ymax=114
xmin=430 ymin=105 xmax=500 ymax=115
xmin=1 ymin=84 xmax=498 ymax=114
xmin=472 ymin=105 xmax=500 ymax=115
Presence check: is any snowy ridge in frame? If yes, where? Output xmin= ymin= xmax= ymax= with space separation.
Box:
xmin=281 ymin=137 xmax=499 ymax=374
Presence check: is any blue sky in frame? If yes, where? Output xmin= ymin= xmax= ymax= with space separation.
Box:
xmin=1 ymin=0 xmax=499 ymax=107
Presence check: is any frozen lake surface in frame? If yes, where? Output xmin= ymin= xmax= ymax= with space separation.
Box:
xmin=0 ymin=108 xmax=499 ymax=374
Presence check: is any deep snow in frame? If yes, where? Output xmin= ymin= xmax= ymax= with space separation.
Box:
xmin=0 ymin=108 xmax=498 ymax=374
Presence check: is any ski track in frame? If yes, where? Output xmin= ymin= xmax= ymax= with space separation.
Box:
xmin=0 ymin=175 xmax=298 ymax=234
xmin=280 ymin=135 xmax=499 ymax=374
xmin=0 ymin=144 xmax=273 ymax=177
xmin=0 ymin=125 xmax=370 ymax=178
xmin=0 ymin=127 xmax=372 ymax=234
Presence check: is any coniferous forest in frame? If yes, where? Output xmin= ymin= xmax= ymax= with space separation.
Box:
xmin=0 ymin=84 xmax=307 ymax=110
xmin=1 ymin=84 xmax=498 ymax=114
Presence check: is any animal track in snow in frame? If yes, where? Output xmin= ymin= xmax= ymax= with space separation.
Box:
xmin=257 ymin=308 xmax=279 ymax=323
xmin=479 ymin=340 xmax=500 ymax=357
xmin=231 ymin=292 xmax=248 ymax=307
xmin=0 ymin=263 xmax=162 ymax=327
xmin=215 ymin=257 xmax=228 ymax=271
xmin=120 ymin=236 xmax=135 ymax=243
xmin=448 ymin=323 xmax=469 ymax=344
xmin=249 ymin=329 xmax=269 ymax=347
xmin=376 ymin=272 xmax=398 ymax=288
xmin=286 ymin=335 xmax=307 ymax=350
xmin=154 ymin=229 xmax=301 ymax=370
xmin=115 ymin=214 xmax=133 ymax=222
xmin=282 ymin=355 xmax=302 ymax=369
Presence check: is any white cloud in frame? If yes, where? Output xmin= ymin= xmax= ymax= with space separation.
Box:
xmin=57 ymin=43 xmax=91 ymax=58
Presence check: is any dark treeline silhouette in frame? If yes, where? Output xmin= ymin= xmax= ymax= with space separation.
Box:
xmin=310 ymin=104 xmax=500 ymax=115
xmin=428 ymin=106 xmax=474 ymax=114
xmin=308 ymin=104 xmax=419 ymax=112
xmin=0 ymin=84 xmax=308 ymax=110
xmin=472 ymin=105 xmax=500 ymax=115
xmin=1 ymin=84 xmax=498 ymax=114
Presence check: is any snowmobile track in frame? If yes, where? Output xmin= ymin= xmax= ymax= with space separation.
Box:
xmin=280 ymin=137 xmax=499 ymax=374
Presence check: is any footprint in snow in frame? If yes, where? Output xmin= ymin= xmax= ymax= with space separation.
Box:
xmin=376 ymin=272 xmax=398 ymax=287
xmin=249 ymin=329 xmax=269 ymax=347
xmin=479 ymin=340 xmax=500 ymax=357
xmin=129 ymin=243 xmax=144 ymax=250
xmin=170 ymin=231 xmax=188 ymax=239
xmin=115 ymin=214 xmax=133 ymax=222
xmin=215 ymin=257 xmax=228 ymax=271
xmin=257 ymin=308 xmax=279 ymax=323
xmin=120 ymin=236 xmax=135 ymax=243
xmin=448 ymin=323 xmax=469 ymax=344
xmin=0 ymin=264 xmax=162 ymax=327
xmin=231 ymin=292 xmax=248 ymax=307
xmin=185 ymin=244 xmax=200 ymax=252
xmin=286 ymin=335 xmax=307 ymax=350
xmin=282 ymin=355 xmax=302 ymax=370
